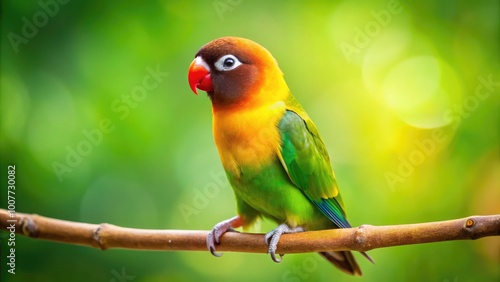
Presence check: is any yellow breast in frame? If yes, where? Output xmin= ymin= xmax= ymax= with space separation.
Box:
xmin=213 ymin=101 xmax=286 ymax=178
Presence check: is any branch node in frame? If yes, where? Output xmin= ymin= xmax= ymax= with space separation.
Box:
xmin=355 ymin=224 xmax=370 ymax=245
xmin=93 ymin=223 xmax=107 ymax=250
xmin=462 ymin=217 xmax=481 ymax=239
xmin=21 ymin=216 xmax=39 ymax=238
xmin=465 ymin=218 xmax=475 ymax=228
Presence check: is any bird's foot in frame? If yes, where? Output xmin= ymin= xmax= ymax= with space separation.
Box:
xmin=207 ymin=216 xmax=242 ymax=257
xmin=265 ymin=223 xmax=304 ymax=263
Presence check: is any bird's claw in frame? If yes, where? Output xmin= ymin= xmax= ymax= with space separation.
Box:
xmin=265 ymin=223 xmax=304 ymax=263
xmin=269 ymin=251 xmax=285 ymax=263
xmin=206 ymin=217 xmax=239 ymax=257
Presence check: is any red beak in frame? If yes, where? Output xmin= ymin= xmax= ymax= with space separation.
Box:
xmin=188 ymin=57 xmax=214 ymax=95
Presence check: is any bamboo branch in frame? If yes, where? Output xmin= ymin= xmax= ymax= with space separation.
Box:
xmin=1 ymin=209 xmax=499 ymax=254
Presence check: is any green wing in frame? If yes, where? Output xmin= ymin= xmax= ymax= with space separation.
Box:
xmin=278 ymin=98 xmax=351 ymax=228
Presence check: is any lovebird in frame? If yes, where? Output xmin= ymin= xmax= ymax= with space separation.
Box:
xmin=187 ymin=36 xmax=373 ymax=276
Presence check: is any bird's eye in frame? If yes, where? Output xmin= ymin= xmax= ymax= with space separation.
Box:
xmin=214 ymin=54 xmax=242 ymax=71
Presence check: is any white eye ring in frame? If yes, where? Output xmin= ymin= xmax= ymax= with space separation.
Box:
xmin=214 ymin=54 xmax=242 ymax=71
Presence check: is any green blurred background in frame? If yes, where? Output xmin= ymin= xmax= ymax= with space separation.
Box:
xmin=1 ymin=0 xmax=499 ymax=281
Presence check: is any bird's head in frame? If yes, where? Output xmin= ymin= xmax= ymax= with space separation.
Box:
xmin=188 ymin=37 xmax=286 ymax=109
